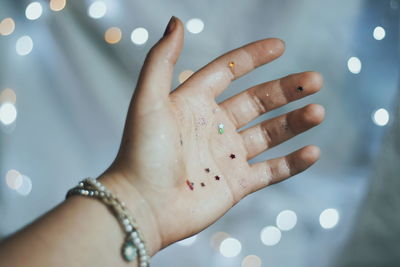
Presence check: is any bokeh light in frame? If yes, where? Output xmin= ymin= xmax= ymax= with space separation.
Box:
xmin=131 ymin=27 xmax=148 ymax=45
xmin=210 ymin=231 xmax=230 ymax=251
xmin=373 ymin=26 xmax=386 ymax=40
xmin=0 ymin=18 xmax=16 ymax=36
xmin=5 ymin=169 xmax=23 ymax=190
xmin=50 ymin=0 xmax=67 ymax=12
xmin=241 ymin=255 xmax=262 ymax=267
xmin=186 ymin=18 xmax=204 ymax=34
xmin=178 ymin=70 xmax=194 ymax=83
xmin=16 ymin=35 xmax=33 ymax=56
xmin=260 ymin=226 xmax=281 ymax=246
xmin=0 ymin=102 xmax=17 ymax=125
xmin=372 ymin=108 xmax=390 ymax=126
xmin=25 ymin=2 xmax=43 ymax=20
xmin=276 ymin=210 xmax=297 ymax=231
xmin=347 ymin=57 xmax=362 ymax=74
xmin=88 ymin=1 xmax=107 ymax=19
xmin=0 ymin=88 xmax=17 ymax=104
xmin=319 ymin=208 xmax=339 ymax=229
xmin=219 ymin=237 xmax=242 ymax=257
xmin=177 ymin=235 xmax=197 ymax=246
xmin=16 ymin=175 xmax=33 ymax=196
xmin=105 ymin=27 xmax=122 ymax=44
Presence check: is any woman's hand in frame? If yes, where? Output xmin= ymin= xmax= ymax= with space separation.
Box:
xmin=100 ymin=16 xmax=324 ymax=255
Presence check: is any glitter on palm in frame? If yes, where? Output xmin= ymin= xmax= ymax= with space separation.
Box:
xmin=218 ymin=123 xmax=224 ymax=134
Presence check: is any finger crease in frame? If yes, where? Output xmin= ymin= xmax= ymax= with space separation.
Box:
xmin=261 ymin=125 xmax=273 ymax=149
xmin=248 ymin=91 xmax=266 ymax=115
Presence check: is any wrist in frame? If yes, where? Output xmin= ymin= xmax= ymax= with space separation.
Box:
xmin=98 ymin=171 xmax=162 ymax=257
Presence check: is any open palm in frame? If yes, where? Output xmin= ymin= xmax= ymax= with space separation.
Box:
xmin=103 ymin=17 xmax=324 ymax=254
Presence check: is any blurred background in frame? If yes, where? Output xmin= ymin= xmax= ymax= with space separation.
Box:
xmin=0 ymin=0 xmax=399 ymax=266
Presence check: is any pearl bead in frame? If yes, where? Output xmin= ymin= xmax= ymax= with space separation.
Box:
xmin=140 ymin=262 xmax=147 ymax=267
xmin=133 ymin=237 xmax=141 ymax=245
xmin=139 ymin=248 xmax=146 ymax=255
xmin=125 ymin=225 xmax=133 ymax=232
xmin=131 ymin=231 xmax=138 ymax=238
xmin=141 ymin=255 xmax=148 ymax=261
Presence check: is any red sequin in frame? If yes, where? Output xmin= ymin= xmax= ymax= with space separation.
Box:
xmin=215 ymin=175 xmax=220 ymax=180
xmin=230 ymin=154 xmax=236 ymax=159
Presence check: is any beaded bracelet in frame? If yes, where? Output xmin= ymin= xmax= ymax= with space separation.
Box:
xmin=66 ymin=178 xmax=150 ymax=266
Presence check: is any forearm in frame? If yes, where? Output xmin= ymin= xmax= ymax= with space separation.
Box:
xmin=0 ymin=174 xmax=161 ymax=267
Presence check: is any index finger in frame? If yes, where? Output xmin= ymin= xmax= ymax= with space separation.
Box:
xmin=176 ymin=38 xmax=285 ymax=97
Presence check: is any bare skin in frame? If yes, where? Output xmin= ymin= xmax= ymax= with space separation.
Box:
xmin=0 ymin=16 xmax=324 ymax=266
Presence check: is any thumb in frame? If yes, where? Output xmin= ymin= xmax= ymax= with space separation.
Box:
xmin=133 ymin=16 xmax=184 ymax=112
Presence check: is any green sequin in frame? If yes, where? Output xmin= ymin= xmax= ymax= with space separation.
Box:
xmin=218 ymin=123 xmax=224 ymax=134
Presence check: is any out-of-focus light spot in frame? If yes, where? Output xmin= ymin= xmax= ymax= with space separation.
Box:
xmin=260 ymin=226 xmax=281 ymax=246
xmin=0 ymin=88 xmax=17 ymax=104
xmin=131 ymin=27 xmax=148 ymax=45
xmin=105 ymin=27 xmax=122 ymax=44
xmin=178 ymin=70 xmax=194 ymax=83
xmin=219 ymin=237 xmax=242 ymax=258
xmin=347 ymin=57 xmax=362 ymax=74
xmin=177 ymin=235 xmax=197 ymax=246
xmin=16 ymin=175 xmax=32 ymax=196
xmin=0 ymin=18 xmax=15 ymax=36
xmin=186 ymin=18 xmax=204 ymax=34
xmin=372 ymin=108 xmax=389 ymax=126
xmin=391 ymin=0 xmax=399 ymax=9
xmin=50 ymin=0 xmax=66 ymax=12
xmin=0 ymin=103 xmax=17 ymax=125
xmin=88 ymin=1 xmax=107 ymax=19
xmin=5 ymin=169 xmax=23 ymax=190
xmin=373 ymin=26 xmax=386 ymax=40
xmin=319 ymin=208 xmax=339 ymax=229
xmin=241 ymin=255 xmax=262 ymax=267
xmin=16 ymin=35 xmax=33 ymax=56
xmin=276 ymin=210 xmax=297 ymax=231
xmin=210 ymin=231 xmax=230 ymax=251
xmin=25 ymin=2 xmax=43 ymax=20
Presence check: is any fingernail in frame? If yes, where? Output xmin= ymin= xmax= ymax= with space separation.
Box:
xmin=163 ymin=16 xmax=177 ymax=37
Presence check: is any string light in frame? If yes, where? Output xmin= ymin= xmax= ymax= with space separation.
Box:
xmin=0 ymin=88 xmax=17 ymax=104
xmin=219 ymin=237 xmax=242 ymax=258
xmin=88 ymin=1 xmax=107 ymax=19
xmin=0 ymin=102 xmax=17 ymax=125
xmin=372 ymin=108 xmax=389 ymax=126
xmin=241 ymin=255 xmax=262 ymax=267
xmin=5 ymin=169 xmax=23 ymax=190
xmin=16 ymin=35 xmax=34 ymax=56
xmin=373 ymin=26 xmax=386 ymax=40
xmin=210 ymin=232 xmax=230 ymax=251
xmin=16 ymin=175 xmax=33 ymax=196
xmin=276 ymin=210 xmax=297 ymax=231
xmin=186 ymin=18 xmax=204 ymax=34
xmin=105 ymin=27 xmax=122 ymax=44
xmin=178 ymin=70 xmax=194 ymax=83
xmin=50 ymin=0 xmax=67 ymax=12
xmin=25 ymin=2 xmax=43 ymax=20
xmin=347 ymin=57 xmax=362 ymax=74
xmin=131 ymin=27 xmax=148 ymax=45
xmin=177 ymin=235 xmax=197 ymax=246
xmin=319 ymin=208 xmax=339 ymax=229
xmin=260 ymin=226 xmax=281 ymax=246
xmin=0 ymin=18 xmax=15 ymax=36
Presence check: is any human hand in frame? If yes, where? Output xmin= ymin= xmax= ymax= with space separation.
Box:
xmin=100 ymin=16 xmax=324 ymax=256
